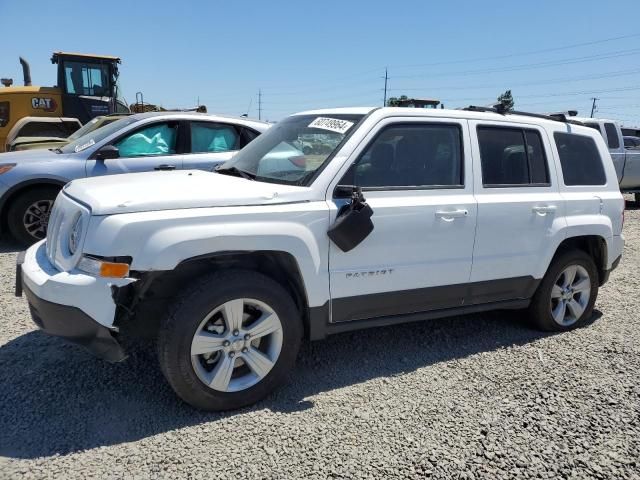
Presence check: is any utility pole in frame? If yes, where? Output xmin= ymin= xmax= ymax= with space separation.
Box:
xmin=383 ymin=67 xmax=388 ymax=106
xmin=590 ymin=97 xmax=599 ymax=118
xmin=258 ymin=89 xmax=262 ymax=120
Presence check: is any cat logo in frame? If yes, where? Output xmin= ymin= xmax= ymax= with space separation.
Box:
xmin=31 ymin=97 xmax=57 ymax=112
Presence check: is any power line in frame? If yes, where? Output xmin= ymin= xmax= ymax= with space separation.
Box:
xmin=244 ymin=47 xmax=640 ymax=100
xmin=390 ymin=32 xmax=640 ymax=69
xmin=398 ymin=85 xmax=640 ymax=103
xmin=598 ymin=104 xmax=640 ymax=109
xmin=392 ymin=48 xmax=640 ymax=80
xmin=388 ymin=67 xmax=640 ymax=93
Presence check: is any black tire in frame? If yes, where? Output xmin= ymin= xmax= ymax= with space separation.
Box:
xmin=157 ymin=270 xmax=303 ymax=411
xmin=635 ymin=192 xmax=640 ymax=205
xmin=528 ymin=249 xmax=599 ymax=332
xmin=7 ymin=186 xmax=60 ymax=245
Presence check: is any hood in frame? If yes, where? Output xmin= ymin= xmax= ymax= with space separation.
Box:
xmin=63 ymin=169 xmax=314 ymax=215
xmin=11 ymin=136 xmax=69 ymax=146
xmin=0 ymin=148 xmax=71 ymax=163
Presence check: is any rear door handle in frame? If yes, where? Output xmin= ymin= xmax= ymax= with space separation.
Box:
xmin=154 ymin=164 xmax=176 ymax=171
xmin=435 ymin=209 xmax=468 ymax=220
xmin=532 ymin=205 xmax=557 ymax=214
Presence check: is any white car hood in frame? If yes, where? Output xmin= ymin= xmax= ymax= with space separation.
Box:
xmin=63 ymin=170 xmax=313 ymax=215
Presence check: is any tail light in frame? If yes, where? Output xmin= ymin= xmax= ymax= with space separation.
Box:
xmin=288 ymin=156 xmax=306 ymax=168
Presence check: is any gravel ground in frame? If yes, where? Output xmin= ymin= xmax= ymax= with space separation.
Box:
xmin=0 ymin=201 xmax=639 ymax=480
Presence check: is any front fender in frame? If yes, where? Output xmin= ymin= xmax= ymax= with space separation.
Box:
xmin=83 ymin=203 xmax=331 ymax=306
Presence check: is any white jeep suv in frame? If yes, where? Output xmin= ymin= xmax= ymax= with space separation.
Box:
xmin=17 ymin=106 xmax=625 ymax=410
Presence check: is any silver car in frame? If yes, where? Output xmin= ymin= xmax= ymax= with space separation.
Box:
xmin=0 ymin=112 xmax=269 ymax=244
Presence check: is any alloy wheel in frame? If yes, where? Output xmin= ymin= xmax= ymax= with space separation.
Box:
xmin=190 ymin=298 xmax=283 ymax=392
xmin=22 ymin=199 xmax=54 ymax=240
xmin=550 ymin=264 xmax=591 ymax=326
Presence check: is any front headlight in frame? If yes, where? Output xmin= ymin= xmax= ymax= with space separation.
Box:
xmin=68 ymin=214 xmax=83 ymax=255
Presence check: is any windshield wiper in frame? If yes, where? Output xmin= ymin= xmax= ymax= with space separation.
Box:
xmin=215 ymin=166 xmax=255 ymax=181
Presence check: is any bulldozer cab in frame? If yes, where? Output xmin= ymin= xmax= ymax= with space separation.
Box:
xmin=52 ymin=52 xmax=123 ymax=124
xmin=0 ymin=52 xmax=128 ymax=152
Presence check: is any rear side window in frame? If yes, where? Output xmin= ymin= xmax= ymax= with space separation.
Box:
xmin=554 ymin=132 xmax=606 ymax=186
xmin=477 ymin=126 xmax=550 ymax=187
xmin=190 ymin=122 xmax=240 ymax=153
xmin=604 ymin=123 xmax=620 ymax=149
xmin=0 ymin=102 xmax=9 ymax=128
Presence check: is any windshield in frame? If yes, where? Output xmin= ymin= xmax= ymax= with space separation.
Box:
xmin=221 ymin=114 xmax=364 ymax=185
xmin=67 ymin=116 xmax=120 ymax=141
xmin=61 ymin=116 xmax=137 ymax=153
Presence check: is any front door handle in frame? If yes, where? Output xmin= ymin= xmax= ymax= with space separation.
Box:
xmin=435 ymin=209 xmax=469 ymax=220
xmin=532 ymin=205 xmax=557 ymax=215
xmin=154 ymin=164 xmax=176 ymax=171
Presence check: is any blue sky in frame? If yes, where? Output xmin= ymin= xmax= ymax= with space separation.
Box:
xmin=1 ymin=0 xmax=639 ymax=124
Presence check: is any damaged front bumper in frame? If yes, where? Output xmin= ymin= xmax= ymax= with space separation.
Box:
xmin=16 ymin=241 xmax=135 ymax=362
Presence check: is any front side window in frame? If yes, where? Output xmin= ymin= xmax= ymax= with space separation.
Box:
xmin=554 ymin=132 xmax=606 ymax=186
xmin=604 ymin=123 xmax=620 ymax=149
xmin=477 ymin=126 xmax=550 ymax=187
xmin=344 ymin=123 xmax=463 ymax=188
xmin=114 ymin=122 xmax=178 ymax=157
xmin=64 ymin=61 xmax=110 ymax=96
xmin=190 ymin=122 xmax=240 ymax=153
xmin=0 ymin=102 xmax=9 ymax=128
xmin=221 ymin=114 xmax=363 ymax=185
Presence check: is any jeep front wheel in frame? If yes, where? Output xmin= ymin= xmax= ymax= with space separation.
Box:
xmin=157 ymin=270 xmax=302 ymax=411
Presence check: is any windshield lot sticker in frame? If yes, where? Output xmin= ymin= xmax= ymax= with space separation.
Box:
xmin=74 ymin=139 xmax=95 ymax=152
xmin=308 ymin=117 xmax=354 ymax=134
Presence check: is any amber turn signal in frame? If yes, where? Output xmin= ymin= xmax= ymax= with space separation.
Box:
xmin=99 ymin=262 xmax=130 ymax=278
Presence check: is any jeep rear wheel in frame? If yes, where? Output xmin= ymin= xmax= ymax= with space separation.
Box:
xmin=157 ymin=270 xmax=302 ymax=411
xmin=528 ymin=250 xmax=598 ymax=331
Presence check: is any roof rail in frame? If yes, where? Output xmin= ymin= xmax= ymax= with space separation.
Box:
xmin=462 ymin=105 xmax=584 ymax=126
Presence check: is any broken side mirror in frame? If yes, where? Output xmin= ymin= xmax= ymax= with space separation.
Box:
xmin=328 ymin=186 xmax=374 ymax=252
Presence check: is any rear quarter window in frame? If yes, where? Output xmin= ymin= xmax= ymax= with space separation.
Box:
xmin=604 ymin=123 xmax=620 ymax=149
xmin=17 ymin=121 xmax=79 ymax=138
xmin=554 ymin=132 xmax=606 ymax=186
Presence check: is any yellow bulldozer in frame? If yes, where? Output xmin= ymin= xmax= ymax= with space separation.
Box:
xmin=0 ymin=52 xmax=129 ymax=152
